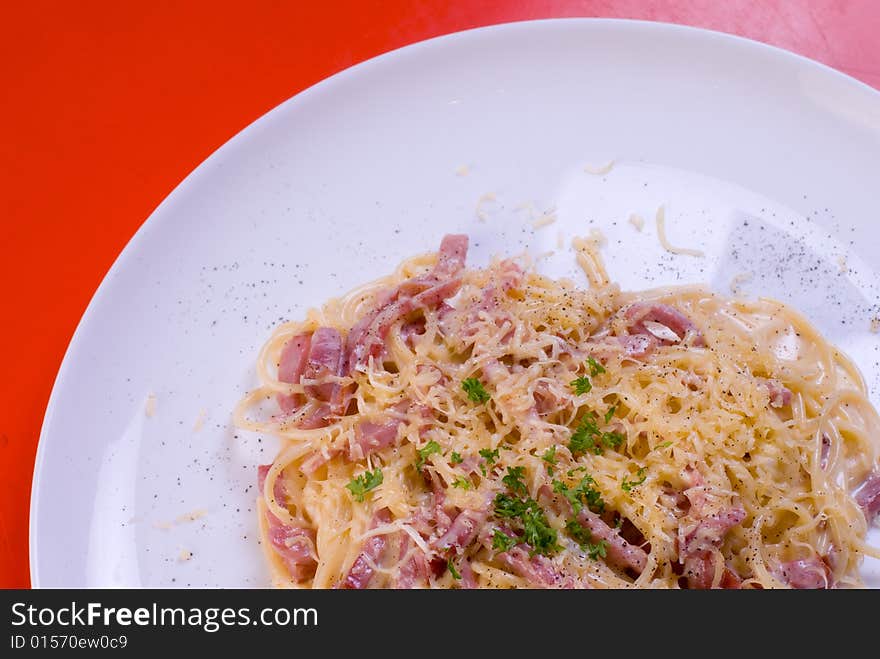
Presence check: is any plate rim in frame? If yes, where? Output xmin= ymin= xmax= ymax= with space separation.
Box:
xmin=29 ymin=16 xmax=880 ymax=587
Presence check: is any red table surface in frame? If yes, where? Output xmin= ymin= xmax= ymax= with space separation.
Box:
xmin=2 ymin=1 xmax=879 ymax=588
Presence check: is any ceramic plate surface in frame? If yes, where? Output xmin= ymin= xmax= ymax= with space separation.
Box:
xmin=31 ymin=19 xmax=880 ymax=586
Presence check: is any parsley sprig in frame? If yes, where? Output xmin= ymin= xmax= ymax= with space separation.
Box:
xmin=604 ymin=405 xmax=617 ymax=424
xmin=570 ymin=376 xmax=592 ymax=395
xmin=478 ymin=447 xmax=499 ymax=476
xmin=587 ymin=356 xmax=606 ymax=377
xmin=565 ymin=520 xmax=608 ymax=560
xmin=462 ymin=377 xmax=490 ymax=404
xmin=501 ymin=466 xmax=528 ymax=495
xmin=621 ymin=467 xmax=648 ymax=492
xmin=541 ymin=446 xmax=557 ymax=475
xmin=492 ymin=529 xmax=517 ymax=553
xmin=452 ymin=476 xmax=473 ymax=490
xmin=568 ymin=413 xmax=625 ymax=456
xmin=345 ymin=469 xmax=383 ymax=502
xmin=552 ymin=475 xmax=605 ymax=514
xmin=416 ymin=440 xmax=442 ymax=471
xmin=571 ymin=358 xmax=606 ymax=395
xmin=492 ymin=467 xmax=559 ymax=557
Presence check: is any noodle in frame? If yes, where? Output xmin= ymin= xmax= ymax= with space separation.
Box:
xmin=236 ymin=234 xmax=880 ymax=589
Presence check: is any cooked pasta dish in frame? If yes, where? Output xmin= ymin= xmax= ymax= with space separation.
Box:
xmin=235 ymin=234 xmax=880 ymax=588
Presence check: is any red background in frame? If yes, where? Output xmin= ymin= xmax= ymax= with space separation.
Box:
xmin=2 ymin=1 xmax=879 ymax=588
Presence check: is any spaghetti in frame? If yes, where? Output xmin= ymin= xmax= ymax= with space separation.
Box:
xmin=235 ymin=234 xmax=880 ymax=589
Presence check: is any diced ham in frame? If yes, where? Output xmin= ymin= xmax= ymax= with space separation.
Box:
xmin=575 ymin=508 xmax=648 ymax=574
xmin=300 ymin=448 xmax=341 ymax=475
xmin=347 ymin=400 xmax=427 ymax=462
xmin=292 ymin=402 xmax=333 ymax=429
xmin=346 ymin=234 xmax=468 ymax=372
xmin=676 ymin=467 xmax=746 ymax=589
xmin=266 ymin=520 xmax=318 ymax=583
xmin=618 ymin=334 xmax=658 ymax=358
xmin=303 ymin=327 xmax=346 ymax=402
xmin=538 ymin=485 xmax=647 ymax=575
xmin=348 ymin=418 xmax=403 ymax=461
xmin=277 ymin=326 xmax=351 ymax=425
xmin=680 ymin=505 xmax=747 ymax=555
xmin=432 ymin=505 xmax=490 ymax=552
xmin=277 ymin=333 xmax=311 ymax=414
xmin=820 ymin=434 xmax=831 ymax=471
xmin=481 ymin=358 xmax=509 ymax=386
xmin=719 ymin=566 xmax=743 ymax=589
xmin=778 ymin=557 xmax=832 ymax=589
xmin=533 ymin=380 xmax=568 ymax=416
xmin=496 ymin=259 xmax=524 ymax=292
xmin=496 ymin=545 xmax=580 ymax=588
xmin=623 ymin=302 xmax=705 ymax=347
xmin=469 ymin=260 xmax=523 ymax=318
xmin=432 ymin=233 xmax=469 ymax=278
xmin=258 ymin=464 xmax=285 ymax=504
xmin=855 ymin=470 xmax=880 ymax=525
xmin=410 ymin=476 xmax=455 ymax=541
xmin=391 ymin=535 xmax=429 ymax=589
xmin=681 ymin=554 xmax=743 ymax=590
xmin=339 ymin=508 xmax=392 ymax=589
xmin=758 ymin=377 xmax=793 ymax=408
xmin=458 ymin=558 xmax=478 ymax=589
xmin=400 ymin=318 xmax=427 ymax=348
xmin=257 ymin=465 xmax=318 ymax=583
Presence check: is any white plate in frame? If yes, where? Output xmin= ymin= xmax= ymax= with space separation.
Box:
xmin=31 ymin=18 xmax=880 ymax=587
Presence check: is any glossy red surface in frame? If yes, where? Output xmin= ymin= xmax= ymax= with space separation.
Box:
xmin=2 ymin=0 xmax=878 ymax=587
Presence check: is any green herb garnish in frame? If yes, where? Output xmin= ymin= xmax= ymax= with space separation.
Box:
xmin=501 ymin=466 xmax=528 ymax=496
xmin=569 ymin=413 xmax=625 ymax=456
xmin=569 ymin=415 xmax=602 ymax=455
xmin=479 ymin=448 xmax=499 ymax=464
xmin=570 ymin=376 xmax=592 ymax=395
xmin=565 ymin=520 xmax=608 ymax=559
xmin=416 ymin=440 xmax=442 ymax=471
xmin=345 ymin=469 xmax=383 ymax=502
xmin=604 ymin=405 xmax=617 ymax=424
xmin=541 ymin=446 xmax=557 ymax=475
xmin=452 ymin=476 xmax=473 ymax=490
xmin=601 ymin=430 xmax=625 ymax=449
xmin=493 ymin=476 xmax=560 ymax=557
xmin=478 ymin=447 xmax=499 ymax=476
xmin=492 ymin=529 xmax=517 ymax=553
xmin=621 ymin=467 xmax=648 ymax=492
xmin=462 ymin=377 xmax=490 ymax=404
xmin=552 ymin=475 xmax=605 ymax=514
xmin=587 ymin=356 xmax=606 ymax=377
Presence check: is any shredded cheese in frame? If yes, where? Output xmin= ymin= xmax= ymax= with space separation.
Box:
xmin=730 ymin=272 xmax=754 ymax=295
xmin=176 ymin=509 xmax=207 ymax=524
xmin=531 ymin=212 xmax=557 ymax=229
xmin=193 ymin=409 xmax=208 ymax=432
xmin=628 ymin=213 xmax=645 ymax=231
xmin=475 ymin=192 xmax=497 ymax=221
xmin=240 ymin=234 xmax=880 ymax=590
xmin=655 ymin=206 xmax=705 ymax=257
xmin=584 ymin=160 xmax=615 ymax=176
xmin=145 ymin=393 xmax=157 ymax=418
